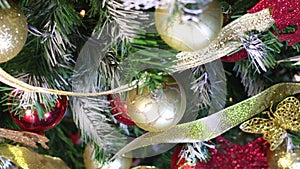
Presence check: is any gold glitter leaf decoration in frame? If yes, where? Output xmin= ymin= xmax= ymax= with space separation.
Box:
xmin=240 ymin=97 xmax=300 ymax=151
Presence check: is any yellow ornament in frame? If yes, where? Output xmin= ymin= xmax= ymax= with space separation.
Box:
xmin=0 ymin=144 xmax=70 ymax=169
xmin=0 ymin=0 xmax=28 ymax=63
xmin=155 ymin=0 xmax=223 ymax=51
xmin=126 ymin=76 xmax=186 ymax=132
xmin=267 ymin=141 xmax=300 ymax=169
xmin=240 ymin=96 xmax=300 ymax=151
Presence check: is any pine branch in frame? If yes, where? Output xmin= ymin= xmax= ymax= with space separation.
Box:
xmin=192 ymin=59 xmax=227 ymax=115
xmin=36 ymin=125 xmax=85 ymax=169
xmin=233 ymin=60 xmax=272 ymax=96
xmin=191 ymin=66 xmax=210 ymax=109
xmin=278 ymin=55 xmax=300 ymax=66
xmin=71 ymin=28 xmax=126 ymax=159
xmin=0 ymin=0 xmax=80 ymax=116
xmin=179 ymin=142 xmax=213 ymax=164
xmin=103 ymin=0 xmax=148 ymax=41
xmin=122 ymin=0 xmax=169 ymax=10
xmin=0 ymin=0 xmax=9 ymax=9
xmin=23 ymin=0 xmax=81 ymax=66
xmin=72 ymin=96 xmax=126 ymax=155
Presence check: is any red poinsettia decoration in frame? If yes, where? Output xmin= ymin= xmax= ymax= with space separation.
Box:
xmin=196 ymin=136 xmax=269 ymax=169
xmin=248 ymin=0 xmax=300 ymax=46
xmin=221 ymin=49 xmax=248 ymax=62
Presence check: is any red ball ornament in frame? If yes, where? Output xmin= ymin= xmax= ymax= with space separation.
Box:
xmin=68 ymin=133 xmax=82 ymax=145
xmin=108 ymin=94 xmax=136 ymax=126
xmin=9 ymin=91 xmax=68 ymax=132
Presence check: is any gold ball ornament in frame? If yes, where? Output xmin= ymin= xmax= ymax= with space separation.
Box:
xmin=101 ymin=157 xmax=132 ymax=169
xmin=126 ymin=77 xmax=186 ymax=132
xmin=84 ymin=143 xmax=132 ymax=169
xmin=155 ymin=0 xmax=223 ymax=51
xmin=0 ymin=1 xmax=28 ymax=63
xmin=267 ymin=143 xmax=300 ymax=169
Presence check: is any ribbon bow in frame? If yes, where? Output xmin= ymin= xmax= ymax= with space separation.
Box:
xmin=240 ymin=96 xmax=300 ymax=151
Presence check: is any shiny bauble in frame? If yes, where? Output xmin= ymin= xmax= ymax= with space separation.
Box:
xmin=108 ymin=94 xmax=136 ymax=126
xmin=9 ymin=91 xmax=68 ymax=132
xmin=126 ymin=76 xmax=186 ymax=132
xmin=0 ymin=1 xmax=28 ymax=62
xmin=267 ymin=143 xmax=300 ymax=169
xmin=101 ymin=157 xmax=132 ymax=169
xmin=155 ymin=0 xmax=223 ymax=51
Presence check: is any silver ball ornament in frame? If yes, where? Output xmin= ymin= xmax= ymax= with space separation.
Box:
xmin=155 ymin=0 xmax=223 ymax=51
xmin=126 ymin=77 xmax=186 ymax=132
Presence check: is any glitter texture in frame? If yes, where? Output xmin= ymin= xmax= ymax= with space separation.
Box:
xmin=114 ymin=83 xmax=300 ymax=157
xmin=240 ymin=97 xmax=300 ymax=151
xmin=221 ymin=49 xmax=248 ymax=62
xmin=0 ymin=144 xmax=70 ymax=169
xmin=249 ymin=0 xmax=300 ymax=46
xmin=0 ymin=1 xmax=27 ymax=62
xmin=196 ymin=137 xmax=269 ymax=169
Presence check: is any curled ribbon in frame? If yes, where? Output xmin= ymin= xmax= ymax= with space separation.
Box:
xmin=0 ymin=9 xmax=273 ymax=97
xmin=114 ymin=83 xmax=300 ymax=157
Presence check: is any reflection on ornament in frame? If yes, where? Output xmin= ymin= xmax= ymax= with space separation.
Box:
xmin=155 ymin=0 xmax=223 ymax=51
xmin=267 ymin=141 xmax=300 ymax=169
xmin=126 ymin=77 xmax=186 ymax=132
xmin=9 ymin=91 xmax=68 ymax=132
xmin=101 ymin=157 xmax=132 ymax=169
xmin=0 ymin=0 xmax=27 ymax=63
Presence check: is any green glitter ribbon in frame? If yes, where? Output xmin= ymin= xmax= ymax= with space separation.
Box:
xmin=115 ymin=82 xmax=300 ymax=157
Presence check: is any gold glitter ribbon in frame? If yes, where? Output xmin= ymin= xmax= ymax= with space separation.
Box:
xmin=0 ymin=144 xmax=70 ymax=169
xmin=114 ymin=83 xmax=300 ymax=157
xmin=169 ymin=8 xmax=274 ymax=72
xmin=0 ymin=9 xmax=273 ymax=97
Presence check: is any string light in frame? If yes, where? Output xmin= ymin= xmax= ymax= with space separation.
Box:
xmin=79 ymin=10 xmax=86 ymax=18
xmin=293 ymin=73 xmax=300 ymax=82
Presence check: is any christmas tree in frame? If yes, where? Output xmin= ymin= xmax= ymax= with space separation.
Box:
xmin=0 ymin=0 xmax=300 ymax=168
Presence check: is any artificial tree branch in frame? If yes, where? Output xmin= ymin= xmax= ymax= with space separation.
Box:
xmin=0 ymin=128 xmax=49 ymax=149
